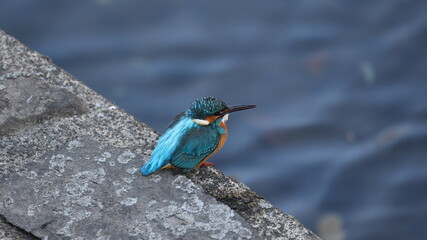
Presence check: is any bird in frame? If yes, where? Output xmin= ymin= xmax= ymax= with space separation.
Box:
xmin=140 ymin=96 xmax=256 ymax=175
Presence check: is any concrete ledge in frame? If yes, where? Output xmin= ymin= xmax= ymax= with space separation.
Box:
xmin=0 ymin=29 xmax=320 ymax=240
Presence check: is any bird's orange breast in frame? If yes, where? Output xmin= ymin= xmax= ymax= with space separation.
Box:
xmin=197 ymin=121 xmax=228 ymax=167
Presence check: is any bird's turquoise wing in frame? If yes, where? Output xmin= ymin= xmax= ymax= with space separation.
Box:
xmin=140 ymin=117 xmax=222 ymax=175
xmin=168 ymin=112 xmax=185 ymax=129
xmin=171 ymin=126 xmax=221 ymax=170
xmin=141 ymin=115 xmax=189 ymax=175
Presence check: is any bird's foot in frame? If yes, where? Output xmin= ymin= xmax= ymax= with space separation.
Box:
xmin=200 ymin=162 xmax=215 ymax=167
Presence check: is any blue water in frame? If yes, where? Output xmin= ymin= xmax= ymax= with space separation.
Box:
xmin=1 ymin=1 xmax=427 ymax=239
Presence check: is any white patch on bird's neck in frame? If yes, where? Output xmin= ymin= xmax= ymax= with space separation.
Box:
xmin=192 ymin=118 xmax=210 ymax=126
xmin=221 ymin=114 xmax=229 ymax=123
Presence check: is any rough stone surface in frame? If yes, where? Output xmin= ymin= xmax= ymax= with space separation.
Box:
xmin=0 ymin=215 xmax=35 ymax=240
xmin=0 ymin=29 xmax=320 ymax=239
xmin=188 ymin=169 xmax=320 ymax=240
xmin=1 ymin=138 xmax=255 ymax=239
xmin=0 ymin=77 xmax=87 ymax=136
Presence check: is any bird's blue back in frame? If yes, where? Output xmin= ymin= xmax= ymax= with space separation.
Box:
xmin=140 ymin=116 xmax=223 ymax=175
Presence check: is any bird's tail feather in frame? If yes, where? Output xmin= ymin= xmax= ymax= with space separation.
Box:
xmin=140 ymin=162 xmax=157 ymax=175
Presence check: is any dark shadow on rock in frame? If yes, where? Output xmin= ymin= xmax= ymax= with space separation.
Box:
xmin=187 ymin=167 xmax=321 ymax=240
xmin=0 ymin=77 xmax=87 ymax=136
xmin=0 ymin=215 xmax=39 ymax=240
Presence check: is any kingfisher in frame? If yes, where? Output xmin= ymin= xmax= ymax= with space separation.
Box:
xmin=140 ymin=96 xmax=256 ymax=175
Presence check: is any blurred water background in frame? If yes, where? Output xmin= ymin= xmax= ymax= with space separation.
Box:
xmin=1 ymin=1 xmax=427 ymax=239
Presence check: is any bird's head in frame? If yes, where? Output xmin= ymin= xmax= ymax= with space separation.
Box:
xmin=186 ymin=96 xmax=256 ymax=126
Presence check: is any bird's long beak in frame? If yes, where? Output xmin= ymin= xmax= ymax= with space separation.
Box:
xmin=221 ymin=104 xmax=257 ymax=115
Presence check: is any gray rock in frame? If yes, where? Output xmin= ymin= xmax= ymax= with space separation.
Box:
xmin=0 ymin=77 xmax=87 ymax=136
xmin=0 ymin=29 xmax=320 ymax=239
xmin=0 ymin=215 xmax=34 ymax=240
xmin=1 ymin=138 xmax=255 ymax=239
xmin=188 ymin=168 xmax=320 ymax=240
